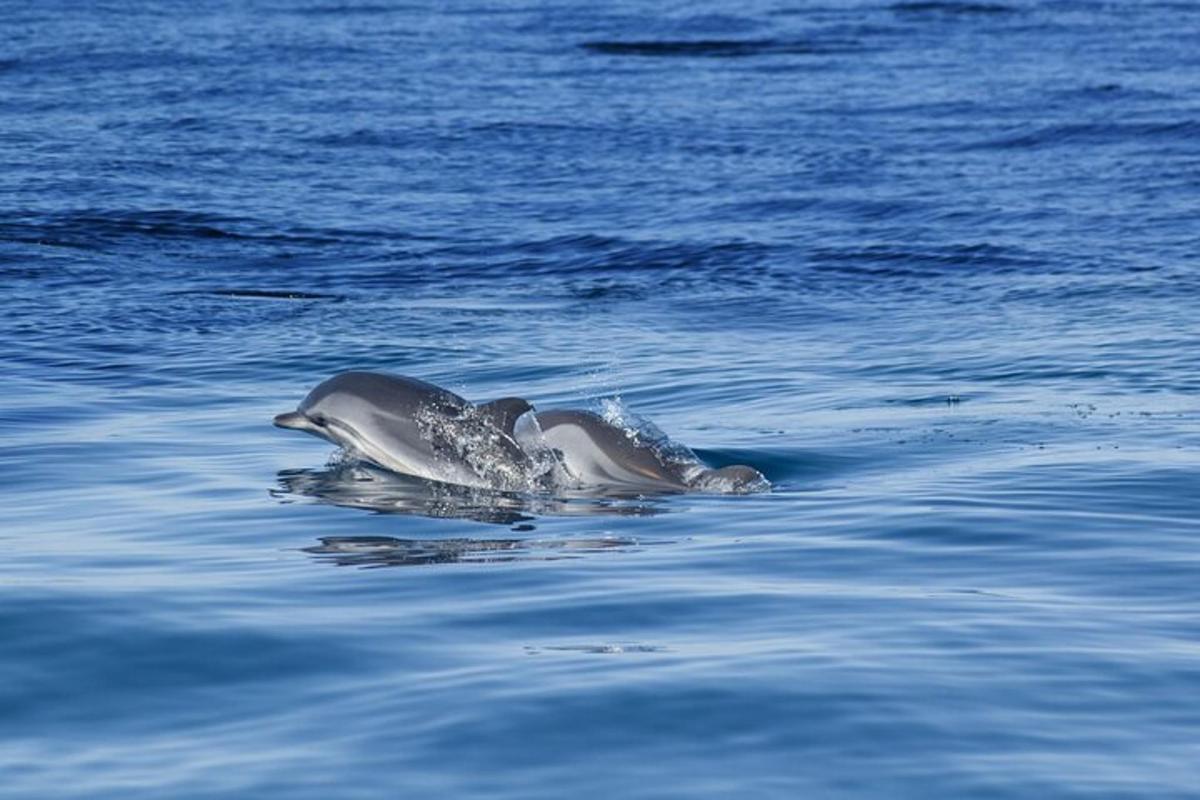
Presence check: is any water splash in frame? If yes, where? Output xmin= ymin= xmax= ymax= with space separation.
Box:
xmin=413 ymin=403 xmax=556 ymax=493
xmin=598 ymin=397 xmax=709 ymax=484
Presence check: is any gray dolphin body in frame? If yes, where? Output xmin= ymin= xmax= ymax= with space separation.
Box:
xmin=274 ymin=372 xmax=533 ymax=489
xmin=534 ymin=410 xmax=768 ymax=494
xmin=275 ymin=372 xmax=767 ymax=495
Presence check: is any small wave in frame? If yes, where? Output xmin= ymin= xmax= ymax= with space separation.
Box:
xmin=0 ymin=209 xmax=408 ymax=251
xmin=0 ymin=209 xmax=245 ymax=249
xmin=580 ymin=38 xmax=859 ymax=58
xmin=288 ymin=3 xmax=404 ymax=15
xmin=307 ymin=128 xmax=429 ymax=148
xmin=526 ymin=643 xmax=667 ymax=655
xmin=171 ymin=289 xmax=344 ymax=301
xmin=430 ymin=235 xmax=777 ymax=278
xmin=2 ymin=209 xmax=255 ymax=247
xmin=110 ymin=115 xmax=224 ymax=134
xmin=722 ymin=196 xmax=925 ymax=223
xmin=966 ymin=120 xmax=1200 ymax=150
xmin=885 ymin=394 xmax=970 ymax=408
xmin=890 ymin=1 xmax=1017 ymax=14
xmin=808 ymin=242 xmax=1041 ymax=278
xmin=1043 ymin=83 xmax=1176 ymax=105
xmin=566 ymin=281 xmax=647 ymax=301
xmin=470 ymin=120 xmax=597 ymax=136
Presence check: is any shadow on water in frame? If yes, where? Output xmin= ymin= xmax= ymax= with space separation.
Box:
xmin=272 ymin=462 xmax=671 ymax=525
xmin=302 ymin=534 xmax=651 ymax=568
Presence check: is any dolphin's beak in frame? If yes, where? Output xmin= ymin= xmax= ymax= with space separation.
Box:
xmin=274 ymin=411 xmax=309 ymax=430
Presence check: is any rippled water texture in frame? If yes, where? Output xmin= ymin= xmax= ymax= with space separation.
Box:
xmin=2 ymin=1 xmax=1199 ymax=798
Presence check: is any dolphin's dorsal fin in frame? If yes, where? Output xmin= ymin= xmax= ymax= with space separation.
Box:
xmin=476 ymin=397 xmax=534 ymax=438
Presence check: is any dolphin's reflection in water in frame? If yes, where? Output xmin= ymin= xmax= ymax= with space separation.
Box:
xmin=303 ymin=534 xmax=647 ymax=568
xmin=274 ymin=462 xmax=674 ymax=567
xmin=273 ymin=462 xmax=671 ymax=525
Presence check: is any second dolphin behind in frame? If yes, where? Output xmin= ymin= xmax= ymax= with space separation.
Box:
xmin=534 ymin=409 xmax=767 ymax=494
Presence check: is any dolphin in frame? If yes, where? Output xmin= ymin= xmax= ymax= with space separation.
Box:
xmin=533 ymin=410 xmax=768 ymax=494
xmin=275 ymin=372 xmax=767 ymax=495
xmin=274 ymin=371 xmax=534 ymax=489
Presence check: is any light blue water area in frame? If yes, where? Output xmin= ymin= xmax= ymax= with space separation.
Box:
xmin=2 ymin=1 xmax=1199 ymax=797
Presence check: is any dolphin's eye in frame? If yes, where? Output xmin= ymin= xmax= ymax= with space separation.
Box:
xmin=310 ymin=414 xmax=328 ymax=427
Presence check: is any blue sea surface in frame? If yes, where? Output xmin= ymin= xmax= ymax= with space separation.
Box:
xmin=3 ymin=1 xmax=1199 ymax=797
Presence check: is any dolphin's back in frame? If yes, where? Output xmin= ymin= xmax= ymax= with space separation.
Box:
xmin=299 ymin=371 xmax=468 ymax=420
xmin=535 ymin=410 xmax=688 ymax=492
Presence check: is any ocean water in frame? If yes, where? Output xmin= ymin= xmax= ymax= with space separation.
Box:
xmin=3 ymin=0 xmax=1199 ymax=797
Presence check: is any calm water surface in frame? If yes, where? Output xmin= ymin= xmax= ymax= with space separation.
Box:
xmin=2 ymin=1 xmax=1199 ymax=797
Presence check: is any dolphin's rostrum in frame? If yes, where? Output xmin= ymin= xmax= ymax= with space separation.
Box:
xmin=275 ymin=371 xmax=768 ymax=495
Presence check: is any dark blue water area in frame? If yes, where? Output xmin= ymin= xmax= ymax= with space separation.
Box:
xmin=3 ymin=0 xmax=1200 ymax=797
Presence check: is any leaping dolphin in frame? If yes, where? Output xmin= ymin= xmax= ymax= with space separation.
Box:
xmin=274 ymin=372 xmax=768 ymax=495
xmin=273 ymin=371 xmax=536 ymax=490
